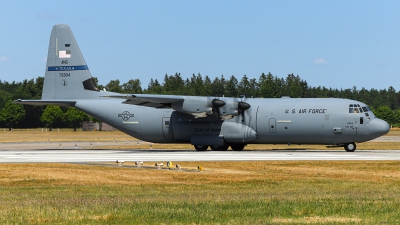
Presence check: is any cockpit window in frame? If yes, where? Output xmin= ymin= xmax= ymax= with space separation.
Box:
xmin=349 ymin=104 xmax=371 ymax=113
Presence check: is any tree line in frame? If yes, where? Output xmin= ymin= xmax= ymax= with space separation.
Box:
xmin=1 ymin=72 xmax=400 ymax=129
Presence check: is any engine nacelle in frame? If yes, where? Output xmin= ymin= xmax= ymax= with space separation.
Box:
xmin=218 ymin=98 xmax=238 ymax=119
xmin=171 ymin=97 xmax=250 ymax=119
xmin=171 ymin=97 xmax=212 ymax=117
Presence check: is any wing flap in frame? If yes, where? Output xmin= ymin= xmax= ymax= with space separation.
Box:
xmin=103 ymin=94 xmax=183 ymax=108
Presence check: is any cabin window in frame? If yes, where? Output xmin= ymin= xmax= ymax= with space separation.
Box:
xmin=65 ymin=44 xmax=70 ymax=47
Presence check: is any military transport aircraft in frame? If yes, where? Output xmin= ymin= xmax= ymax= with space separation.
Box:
xmin=15 ymin=24 xmax=390 ymax=152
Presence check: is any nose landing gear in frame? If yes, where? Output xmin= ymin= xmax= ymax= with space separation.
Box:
xmin=344 ymin=142 xmax=356 ymax=152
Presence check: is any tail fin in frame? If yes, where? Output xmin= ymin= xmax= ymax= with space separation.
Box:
xmin=42 ymin=24 xmax=98 ymax=100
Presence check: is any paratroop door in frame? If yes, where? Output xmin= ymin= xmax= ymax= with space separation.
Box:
xmin=162 ymin=117 xmax=174 ymax=139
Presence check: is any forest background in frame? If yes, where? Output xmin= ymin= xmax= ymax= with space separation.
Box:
xmin=0 ymin=72 xmax=399 ymax=129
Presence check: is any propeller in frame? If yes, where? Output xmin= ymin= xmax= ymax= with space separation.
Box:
xmin=211 ymin=99 xmax=225 ymax=117
xmin=237 ymin=101 xmax=251 ymax=122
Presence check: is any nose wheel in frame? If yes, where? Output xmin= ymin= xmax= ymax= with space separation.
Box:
xmin=344 ymin=142 xmax=356 ymax=152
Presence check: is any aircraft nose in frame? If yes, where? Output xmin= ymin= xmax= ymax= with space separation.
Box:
xmin=368 ymin=118 xmax=390 ymax=137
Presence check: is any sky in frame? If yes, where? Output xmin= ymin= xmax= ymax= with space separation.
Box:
xmin=1 ymin=0 xmax=399 ymax=91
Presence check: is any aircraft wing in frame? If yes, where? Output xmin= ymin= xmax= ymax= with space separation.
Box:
xmin=104 ymin=94 xmax=184 ymax=108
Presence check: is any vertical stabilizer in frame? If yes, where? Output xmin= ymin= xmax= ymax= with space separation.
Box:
xmin=42 ymin=24 xmax=98 ymax=100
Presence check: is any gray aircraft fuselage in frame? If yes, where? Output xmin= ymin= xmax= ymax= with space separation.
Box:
xmin=75 ymin=97 xmax=387 ymax=146
xmin=15 ymin=24 xmax=390 ymax=152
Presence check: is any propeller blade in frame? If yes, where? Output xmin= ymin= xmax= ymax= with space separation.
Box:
xmin=238 ymin=101 xmax=251 ymax=122
xmin=212 ymin=99 xmax=225 ymax=117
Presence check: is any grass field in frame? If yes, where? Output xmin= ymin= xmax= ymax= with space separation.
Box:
xmin=1 ymin=129 xmax=400 ymax=224
xmin=1 ymin=161 xmax=400 ymax=224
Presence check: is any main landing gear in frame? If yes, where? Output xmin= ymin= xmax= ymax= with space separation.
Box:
xmin=194 ymin=145 xmax=208 ymax=151
xmin=230 ymin=144 xmax=245 ymax=151
xmin=344 ymin=142 xmax=356 ymax=152
xmin=194 ymin=144 xmax=246 ymax=151
xmin=210 ymin=145 xmax=229 ymax=151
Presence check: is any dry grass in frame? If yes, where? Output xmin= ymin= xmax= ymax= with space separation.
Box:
xmin=0 ymin=128 xmax=134 ymax=143
xmin=385 ymin=127 xmax=400 ymax=135
xmin=1 ymin=161 xmax=400 ymax=187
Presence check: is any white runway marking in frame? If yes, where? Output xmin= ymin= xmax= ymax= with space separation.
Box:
xmin=0 ymin=138 xmax=399 ymax=162
xmin=0 ymin=149 xmax=398 ymax=163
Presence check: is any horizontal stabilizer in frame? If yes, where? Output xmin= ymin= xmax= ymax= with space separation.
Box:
xmin=14 ymin=99 xmax=76 ymax=107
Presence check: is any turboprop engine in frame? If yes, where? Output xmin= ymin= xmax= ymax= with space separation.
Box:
xmin=171 ymin=96 xmax=250 ymax=120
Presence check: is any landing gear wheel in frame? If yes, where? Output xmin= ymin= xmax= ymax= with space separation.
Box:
xmin=344 ymin=142 xmax=356 ymax=152
xmin=230 ymin=144 xmax=245 ymax=151
xmin=194 ymin=145 xmax=208 ymax=151
xmin=210 ymin=145 xmax=228 ymax=151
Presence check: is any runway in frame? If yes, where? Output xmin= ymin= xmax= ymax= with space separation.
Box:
xmin=0 ymin=149 xmax=400 ymax=163
xmin=1 ymin=136 xmax=399 ymax=163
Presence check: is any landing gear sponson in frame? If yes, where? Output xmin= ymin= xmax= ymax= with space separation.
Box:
xmin=194 ymin=144 xmax=246 ymax=151
xmin=195 ymin=142 xmax=357 ymax=152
